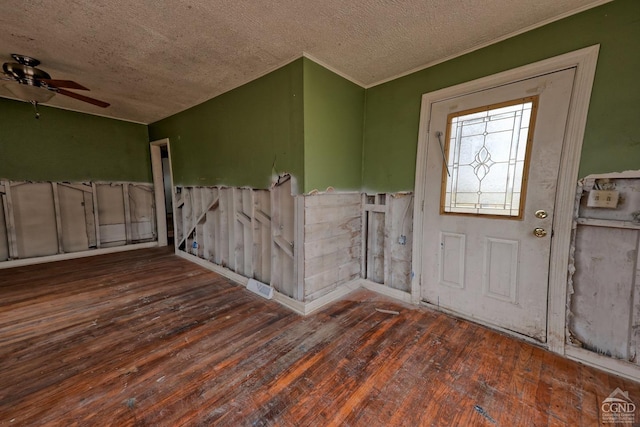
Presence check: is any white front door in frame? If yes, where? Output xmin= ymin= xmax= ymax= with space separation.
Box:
xmin=420 ymin=68 xmax=576 ymax=341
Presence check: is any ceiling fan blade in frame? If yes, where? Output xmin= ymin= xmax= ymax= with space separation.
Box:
xmin=40 ymin=79 xmax=89 ymax=90
xmin=57 ymin=88 xmax=110 ymax=108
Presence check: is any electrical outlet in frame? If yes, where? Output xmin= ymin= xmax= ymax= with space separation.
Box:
xmin=398 ymin=235 xmax=407 ymax=245
xmin=587 ymin=190 xmax=619 ymax=208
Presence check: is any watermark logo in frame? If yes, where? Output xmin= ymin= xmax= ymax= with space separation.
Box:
xmin=601 ymin=387 xmax=636 ymax=424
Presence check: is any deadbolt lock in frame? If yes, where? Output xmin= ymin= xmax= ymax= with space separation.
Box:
xmin=535 ymin=210 xmax=548 ymax=219
xmin=533 ymin=227 xmax=547 ymax=238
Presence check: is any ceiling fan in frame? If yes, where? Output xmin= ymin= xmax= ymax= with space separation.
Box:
xmin=1 ymin=53 xmax=110 ymax=109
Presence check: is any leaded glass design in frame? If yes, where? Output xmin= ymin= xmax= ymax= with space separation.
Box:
xmin=441 ymin=97 xmax=538 ymax=218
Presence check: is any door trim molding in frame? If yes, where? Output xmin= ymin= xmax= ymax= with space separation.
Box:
xmin=150 ymin=138 xmax=175 ymax=249
xmin=411 ymin=45 xmax=600 ymax=354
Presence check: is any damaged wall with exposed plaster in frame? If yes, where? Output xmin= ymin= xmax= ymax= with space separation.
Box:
xmin=173 ymin=178 xmax=414 ymax=304
xmin=0 ymin=97 xmax=154 ymax=264
xmin=0 ymin=181 xmax=156 ymax=263
xmin=567 ymin=172 xmax=640 ymax=366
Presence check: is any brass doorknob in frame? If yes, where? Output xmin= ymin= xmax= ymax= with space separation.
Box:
xmin=533 ymin=228 xmax=547 ymax=238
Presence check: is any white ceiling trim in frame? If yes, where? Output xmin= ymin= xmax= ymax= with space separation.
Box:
xmin=365 ymin=0 xmax=613 ymax=89
xmin=301 ymin=52 xmax=367 ymax=88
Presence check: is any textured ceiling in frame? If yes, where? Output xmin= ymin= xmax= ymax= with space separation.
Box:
xmin=0 ymin=0 xmax=608 ymax=124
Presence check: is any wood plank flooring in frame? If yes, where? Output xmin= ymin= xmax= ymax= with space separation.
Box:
xmin=1 ymin=248 xmax=639 ymax=426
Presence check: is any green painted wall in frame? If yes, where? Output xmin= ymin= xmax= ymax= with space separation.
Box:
xmin=149 ymin=59 xmax=304 ymax=190
xmin=4 ymin=2 xmax=636 ymax=194
xmin=303 ymin=58 xmax=365 ymax=192
xmin=0 ymin=98 xmax=150 ymax=182
xmin=363 ymin=0 xmax=640 ymax=192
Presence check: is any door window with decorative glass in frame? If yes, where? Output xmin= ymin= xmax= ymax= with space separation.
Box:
xmin=440 ymin=97 xmax=539 ymax=218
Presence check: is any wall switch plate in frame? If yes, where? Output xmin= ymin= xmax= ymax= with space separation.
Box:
xmin=587 ymin=190 xmax=619 ymax=208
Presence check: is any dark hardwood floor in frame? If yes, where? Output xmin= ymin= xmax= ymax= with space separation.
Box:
xmin=1 ymin=248 xmax=638 ymax=426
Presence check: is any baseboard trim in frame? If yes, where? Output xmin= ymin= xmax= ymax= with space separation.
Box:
xmin=358 ymin=279 xmax=413 ymax=303
xmin=271 ymin=292 xmax=305 ymax=315
xmin=178 ymin=251 xmax=363 ymax=315
xmin=301 ymin=280 xmax=361 ymax=315
xmin=565 ymin=346 xmax=640 ymax=382
xmin=0 ymin=242 xmax=159 ymax=270
xmin=177 ymin=251 xmax=250 ymax=286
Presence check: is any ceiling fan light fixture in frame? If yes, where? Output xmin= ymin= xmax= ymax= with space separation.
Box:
xmin=4 ymin=82 xmax=55 ymax=103
xmin=2 ymin=53 xmax=109 ymax=108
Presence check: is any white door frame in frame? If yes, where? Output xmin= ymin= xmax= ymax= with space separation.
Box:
xmin=150 ymin=138 xmax=176 ymax=250
xmin=410 ymin=45 xmax=600 ymax=354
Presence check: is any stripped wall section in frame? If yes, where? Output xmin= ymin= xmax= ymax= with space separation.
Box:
xmin=362 ymin=193 xmax=414 ymax=292
xmin=129 ymin=185 xmax=156 ymax=243
xmin=253 ymin=190 xmax=272 ymax=285
xmin=13 ymin=183 xmax=58 ymax=257
xmin=0 ymin=191 xmax=9 ymax=261
xmin=303 ymin=193 xmax=362 ymax=301
xmin=58 ymin=184 xmax=96 ymax=252
xmin=174 ymin=177 xmax=296 ymax=298
xmin=96 ymin=183 xmax=156 ymax=247
xmin=174 ymin=185 xmax=415 ymax=304
xmin=271 ymin=178 xmax=298 ymax=298
xmin=567 ymin=173 xmax=640 ymax=364
xmin=0 ymin=180 xmax=156 ymax=262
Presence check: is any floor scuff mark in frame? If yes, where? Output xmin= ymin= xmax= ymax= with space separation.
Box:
xmin=126 ymin=398 xmax=136 ymax=409
xmin=473 ymin=405 xmax=496 ymax=424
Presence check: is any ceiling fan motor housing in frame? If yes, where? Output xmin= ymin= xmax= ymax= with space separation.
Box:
xmin=3 ymin=58 xmax=51 ymax=86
